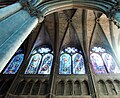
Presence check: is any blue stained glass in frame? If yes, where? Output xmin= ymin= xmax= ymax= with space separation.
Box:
xmin=59 ymin=53 xmax=71 ymax=74
xmin=64 ymin=47 xmax=78 ymax=53
xmin=38 ymin=53 xmax=53 ymax=74
xmin=72 ymin=53 xmax=85 ymax=74
xmin=3 ymin=54 xmax=24 ymax=74
xmin=102 ymin=53 xmax=120 ymax=73
xmin=92 ymin=47 xmax=105 ymax=52
xmin=25 ymin=54 xmax=42 ymax=74
xmin=90 ymin=53 xmax=107 ymax=74
xmin=38 ymin=47 xmax=51 ymax=53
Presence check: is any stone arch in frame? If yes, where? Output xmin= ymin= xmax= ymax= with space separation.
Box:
xmin=23 ymin=80 xmax=34 ymax=95
xmin=97 ymin=80 xmax=108 ymax=95
xmin=106 ymin=80 xmax=117 ymax=95
xmin=114 ymin=80 xmax=120 ymax=92
xmin=65 ymin=80 xmax=73 ymax=95
xmin=39 ymin=80 xmax=48 ymax=95
xmin=31 ymin=80 xmax=41 ymax=95
xmin=38 ymin=0 xmax=114 ymax=16
xmin=56 ymin=80 xmax=65 ymax=95
xmin=15 ymin=80 xmax=27 ymax=95
xmin=81 ymin=80 xmax=90 ymax=95
xmin=74 ymin=80 xmax=81 ymax=95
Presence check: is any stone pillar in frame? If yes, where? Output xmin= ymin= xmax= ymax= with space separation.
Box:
xmin=0 ymin=3 xmax=22 ymax=21
xmin=0 ymin=9 xmax=39 ymax=72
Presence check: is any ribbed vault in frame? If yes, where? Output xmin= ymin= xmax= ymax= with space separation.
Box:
xmin=0 ymin=0 xmax=120 ymax=73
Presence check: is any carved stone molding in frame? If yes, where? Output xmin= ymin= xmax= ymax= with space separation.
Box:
xmin=108 ymin=1 xmax=120 ymax=28
xmin=19 ymin=0 xmax=44 ymax=23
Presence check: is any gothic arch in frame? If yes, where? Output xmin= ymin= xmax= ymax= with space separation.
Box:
xmin=74 ymin=80 xmax=81 ymax=95
xmin=106 ymin=80 xmax=117 ymax=95
xmin=38 ymin=0 xmax=114 ymax=16
xmin=56 ymin=80 xmax=65 ymax=95
xmin=97 ymin=80 xmax=108 ymax=95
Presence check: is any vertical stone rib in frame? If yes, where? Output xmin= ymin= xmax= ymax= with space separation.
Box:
xmin=0 ymin=3 xmax=22 ymax=21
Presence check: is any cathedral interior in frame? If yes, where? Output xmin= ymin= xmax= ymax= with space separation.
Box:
xmin=0 ymin=0 xmax=120 ymax=98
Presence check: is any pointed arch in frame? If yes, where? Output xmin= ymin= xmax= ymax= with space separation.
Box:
xmin=31 ymin=80 xmax=41 ymax=95
xmin=39 ymin=80 xmax=48 ymax=95
xmin=15 ymin=80 xmax=26 ymax=95
xmin=97 ymin=80 xmax=108 ymax=95
xmin=81 ymin=81 xmax=90 ymax=95
xmin=66 ymin=80 xmax=73 ymax=95
xmin=114 ymin=80 xmax=120 ymax=92
xmin=72 ymin=53 xmax=85 ymax=74
xmin=102 ymin=53 xmax=120 ymax=73
xmin=25 ymin=53 xmax=42 ymax=74
xmin=59 ymin=47 xmax=86 ymax=74
xmin=106 ymin=80 xmax=117 ymax=95
xmin=23 ymin=80 xmax=34 ymax=95
xmin=3 ymin=53 xmax=24 ymax=74
xmin=90 ymin=52 xmax=107 ymax=74
xmin=56 ymin=80 xmax=65 ymax=95
xmin=59 ymin=53 xmax=71 ymax=74
xmin=74 ymin=80 xmax=81 ymax=95
xmin=38 ymin=53 xmax=53 ymax=74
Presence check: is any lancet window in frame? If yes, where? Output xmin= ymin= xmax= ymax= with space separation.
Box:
xmin=90 ymin=47 xmax=120 ymax=74
xmin=59 ymin=47 xmax=85 ymax=74
xmin=3 ymin=49 xmax=24 ymax=74
xmin=25 ymin=47 xmax=53 ymax=74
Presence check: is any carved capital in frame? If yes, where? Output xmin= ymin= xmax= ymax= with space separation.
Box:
xmin=108 ymin=1 xmax=120 ymax=28
xmin=30 ymin=7 xmax=44 ymax=23
xmin=19 ymin=0 xmax=31 ymax=8
xmin=19 ymin=0 xmax=44 ymax=23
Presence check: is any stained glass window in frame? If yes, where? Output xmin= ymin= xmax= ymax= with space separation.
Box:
xmin=59 ymin=53 xmax=71 ymax=74
xmin=90 ymin=46 xmax=120 ymax=74
xmin=72 ymin=53 xmax=85 ymax=74
xmin=102 ymin=53 xmax=120 ymax=73
xmin=59 ymin=47 xmax=85 ymax=74
xmin=38 ymin=53 xmax=53 ymax=74
xmin=90 ymin=53 xmax=107 ymax=74
xmin=25 ymin=47 xmax=53 ymax=74
xmin=25 ymin=54 xmax=42 ymax=74
xmin=3 ymin=54 xmax=24 ymax=74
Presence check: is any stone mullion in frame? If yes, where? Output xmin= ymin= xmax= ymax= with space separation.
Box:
xmin=64 ymin=81 xmax=66 ymax=95
xmin=29 ymin=81 xmax=35 ymax=95
xmin=21 ymin=81 xmax=27 ymax=95
xmin=72 ymin=81 xmax=74 ymax=95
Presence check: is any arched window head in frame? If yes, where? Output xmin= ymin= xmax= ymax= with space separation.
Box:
xmin=90 ymin=53 xmax=107 ymax=74
xmin=25 ymin=54 xmax=42 ymax=74
xmin=72 ymin=53 xmax=85 ymax=74
xmin=90 ymin=46 xmax=120 ymax=74
xmin=3 ymin=49 xmax=24 ymax=74
xmin=59 ymin=47 xmax=85 ymax=74
xmin=38 ymin=53 xmax=53 ymax=74
xmin=25 ymin=46 xmax=53 ymax=74
xmin=102 ymin=53 xmax=120 ymax=73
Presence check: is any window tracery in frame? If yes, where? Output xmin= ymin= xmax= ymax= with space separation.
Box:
xmin=90 ymin=46 xmax=120 ymax=74
xmin=25 ymin=47 xmax=53 ymax=74
xmin=59 ymin=47 xmax=85 ymax=74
